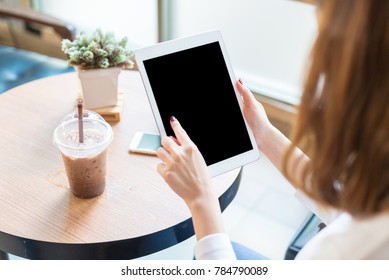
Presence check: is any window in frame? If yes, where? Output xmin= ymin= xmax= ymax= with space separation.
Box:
xmin=37 ymin=0 xmax=158 ymax=48
xmin=163 ymin=0 xmax=317 ymax=105
xmin=37 ymin=0 xmax=317 ymax=106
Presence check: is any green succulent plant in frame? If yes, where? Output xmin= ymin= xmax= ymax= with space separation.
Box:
xmin=62 ymin=28 xmax=134 ymax=70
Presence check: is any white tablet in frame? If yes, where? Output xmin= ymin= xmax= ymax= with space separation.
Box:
xmin=135 ymin=30 xmax=259 ymax=177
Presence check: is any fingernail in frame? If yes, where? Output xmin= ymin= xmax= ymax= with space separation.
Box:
xmin=238 ymin=78 xmax=243 ymax=85
xmin=170 ymin=116 xmax=176 ymax=122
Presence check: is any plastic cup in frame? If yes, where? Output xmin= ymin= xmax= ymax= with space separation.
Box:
xmin=53 ymin=110 xmax=113 ymax=199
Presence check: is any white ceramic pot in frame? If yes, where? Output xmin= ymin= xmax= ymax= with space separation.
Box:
xmin=76 ymin=67 xmax=121 ymax=109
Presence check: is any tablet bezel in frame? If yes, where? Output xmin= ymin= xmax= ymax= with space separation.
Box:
xmin=135 ymin=30 xmax=259 ymax=177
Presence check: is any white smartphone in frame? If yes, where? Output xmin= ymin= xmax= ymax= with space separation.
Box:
xmin=128 ymin=131 xmax=161 ymax=155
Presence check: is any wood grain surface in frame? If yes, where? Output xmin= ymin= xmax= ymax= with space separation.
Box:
xmin=0 ymin=71 xmax=240 ymax=246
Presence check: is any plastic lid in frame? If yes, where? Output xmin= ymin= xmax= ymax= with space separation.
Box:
xmin=53 ymin=110 xmax=113 ymax=158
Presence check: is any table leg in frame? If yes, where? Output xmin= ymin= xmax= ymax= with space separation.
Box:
xmin=0 ymin=250 xmax=9 ymax=260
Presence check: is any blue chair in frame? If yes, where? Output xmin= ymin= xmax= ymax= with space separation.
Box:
xmin=0 ymin=45 xmax=74 ymax=93
xmin=284 ymin=213 xmax=324 ymax=259
xmin=0 ymin=3 xmax=75 ymax=94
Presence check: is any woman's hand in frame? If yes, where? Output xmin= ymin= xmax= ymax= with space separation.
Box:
xmin=237 ymin=80 xmax=303 ymax=176
xmin=236 ymin=79 xmax=273 ymax=148
xmin=156 ymin=116 xmax=215 ymax=208
xmin=157 ymin=117 xmax=225 ymax=240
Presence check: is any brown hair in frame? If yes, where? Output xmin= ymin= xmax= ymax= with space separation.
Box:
xmin=283 ymin=0 xmax=389 ymax=216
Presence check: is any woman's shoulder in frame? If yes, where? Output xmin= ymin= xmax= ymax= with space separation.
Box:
xmin=296 ymin=212 xmax=389 ymax=259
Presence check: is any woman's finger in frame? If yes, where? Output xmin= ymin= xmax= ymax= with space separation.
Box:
xmin=160 ymin=135 xmax=178 ymax=153
xmin=156 ymin=146 xmax=171 ymax=164
xmin=156 ymin=162 xmax=167 ymax=177
xmin=170 ymin=116 xmax=192 ymax=145
xmin=236 ymin=79 xmax=256 ymax=106
xmin=170 ymin=136 xmax=180 ymax=145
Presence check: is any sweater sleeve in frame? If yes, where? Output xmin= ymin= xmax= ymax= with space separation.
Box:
xmin=194 ymin=233 xmax=237 ymax=260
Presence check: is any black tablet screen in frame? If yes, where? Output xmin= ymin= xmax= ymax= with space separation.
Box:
xmin=143 ymin=42 xmax=253 ymax=166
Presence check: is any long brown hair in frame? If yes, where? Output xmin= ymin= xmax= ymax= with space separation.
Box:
xmin=283 ymin=0 xmax=389 ymax=216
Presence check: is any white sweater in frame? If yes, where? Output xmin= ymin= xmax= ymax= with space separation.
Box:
xmin=194 ymin=191 xmax=389 ymax=260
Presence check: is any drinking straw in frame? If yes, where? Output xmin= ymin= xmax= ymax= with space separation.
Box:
xmin=77 ymin=98 xmax=84 ymax=143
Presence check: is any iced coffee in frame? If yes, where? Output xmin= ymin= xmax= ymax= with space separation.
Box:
xmin=53 ymin=110 xmax=113 ymax=199
xmin=62 ymin=149 xmax=107 ymax=199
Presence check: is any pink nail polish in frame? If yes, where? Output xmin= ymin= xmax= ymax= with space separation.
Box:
xmin=170 ymin=116 xmax=176 ymax=122
xmin=238 ymin=79 xmax=243 ymax=85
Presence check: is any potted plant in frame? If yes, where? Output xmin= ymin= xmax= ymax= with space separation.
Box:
xmin=61 ymin=28 xmax=134 ymax=109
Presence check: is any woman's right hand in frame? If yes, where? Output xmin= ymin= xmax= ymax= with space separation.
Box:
xmin=156 ymin=117 xmax=226 ymax=240
xmin=156 ymin=117 xmax=214 ymax=208
xmin=236 ymin=80 xmax=273 ymax=149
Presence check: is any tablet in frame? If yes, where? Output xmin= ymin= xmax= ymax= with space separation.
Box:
xmin=135 ymin=30 xmax=259 ymax=177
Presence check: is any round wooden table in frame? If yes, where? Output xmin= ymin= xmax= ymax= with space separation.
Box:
xmin=0 ymin=71 xmax=241 ymax=259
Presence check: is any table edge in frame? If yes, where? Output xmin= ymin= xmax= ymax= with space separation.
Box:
xmin=0 ymin=169 xmax=242 ymax=260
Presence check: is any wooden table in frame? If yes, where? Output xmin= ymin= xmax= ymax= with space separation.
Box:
xmin=0 ymin=71 xmax=241 ymax=260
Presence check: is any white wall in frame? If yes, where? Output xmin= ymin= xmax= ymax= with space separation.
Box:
xmin=168 ymin=0 xmax=317 ymax=105
xmin=38 ymin=0 xmax=158 ymax=49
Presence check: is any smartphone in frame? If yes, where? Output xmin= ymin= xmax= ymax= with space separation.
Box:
xmin=129 ymin=131 xmax=161 ymax=155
